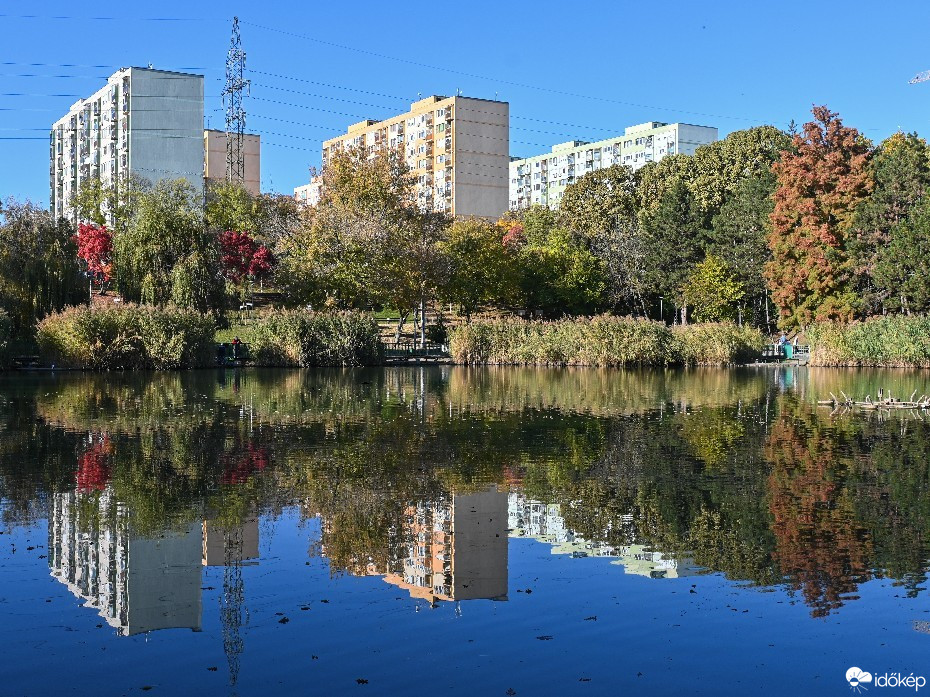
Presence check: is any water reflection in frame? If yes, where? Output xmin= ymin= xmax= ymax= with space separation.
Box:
xmin=1 ymin=366 xmax=929 ymax=633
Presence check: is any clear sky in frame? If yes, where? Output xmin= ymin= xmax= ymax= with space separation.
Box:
xmin=2 ymin=0 xmax=930 ymax=205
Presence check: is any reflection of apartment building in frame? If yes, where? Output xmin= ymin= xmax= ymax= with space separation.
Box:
xmin=507 ymin=493 xmax=697 ymax=579
xmin=382 ymin=487 xmax=509 ymax=604
xmin=204 ymin=130 xmax=262 ymax=196
xmin=202 ymin=517 xmax=260 ymax=566
xmin=48 ymin=490 xmax=202 ymax=635
xmin=299 ymin=95 xmax=509 ymax=218
xmin=49 ymin=67 xmax=205 ymax=221
xmin=509 ymin=121 xmax=717 ymax=210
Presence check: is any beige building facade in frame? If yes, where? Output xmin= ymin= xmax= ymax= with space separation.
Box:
xmin=204 ymin=129 xmax=261 ymax=196
xmin=308 ymin=95 xmax=509 ymax=219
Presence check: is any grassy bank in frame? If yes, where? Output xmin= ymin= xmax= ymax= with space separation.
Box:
xmin=808 ymin=316 xmax=930 ymax=367
xmin=448 ymin=316 xmax=764 ymax=366
xmin=37 ymin=304 xmax=216 ymax=369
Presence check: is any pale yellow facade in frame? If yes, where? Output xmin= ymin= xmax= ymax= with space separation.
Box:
xmin=320 ymin=95 xmax=509 ymax=219
xmin=204 ymin=129 xmax=261 ymax=195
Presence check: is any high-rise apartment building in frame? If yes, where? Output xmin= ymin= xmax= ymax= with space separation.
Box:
xmin=306 ymin=95 xmax=509 ymax=219
xmin=49 ymin=66 xmax=204 ymax=221
xmin=204 ymin=129 xmax=262 ymax=196
xmin=509 ymin=121 xmax=717 ymax=210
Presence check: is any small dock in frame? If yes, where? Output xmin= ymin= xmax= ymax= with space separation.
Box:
xmin=760 ymin=344 xmax=810 ymax=366
xmin=382 ymin=341 xmax=450 ymax=364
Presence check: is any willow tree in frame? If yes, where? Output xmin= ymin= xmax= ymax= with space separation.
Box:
xmin=113 ymin=179 xmax=222 ymax=312
xmin=0 ymin=199 xmax=85 ymax=333
xmin=765 ymin=106 xmax=871 ymax=328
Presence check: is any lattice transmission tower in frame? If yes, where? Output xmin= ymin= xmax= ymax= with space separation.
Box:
xmin=223 ymin=17 xmax=250 ymax=183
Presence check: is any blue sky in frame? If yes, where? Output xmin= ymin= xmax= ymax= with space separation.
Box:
xmin=2 ymin=0 xmax=930 ymax=205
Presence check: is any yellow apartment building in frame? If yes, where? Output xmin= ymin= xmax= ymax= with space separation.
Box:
xmin=313 ymin=95 xmax=509 ymax=219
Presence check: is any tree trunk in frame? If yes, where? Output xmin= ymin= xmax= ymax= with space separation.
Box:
xmin=419 ymin=296 xmax=426 ymax=349
xmin=395 ymin=311 xmax=409 ymax=344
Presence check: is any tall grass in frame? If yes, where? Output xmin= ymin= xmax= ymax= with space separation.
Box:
xmin=250 ymin=309 xmax=383 ymax=367
xmin=808 ymin=316 xmax=930 ymax=367
xmin=448 ymin=316 xmax=763 ymax=366
xmin=37 ymin=304 xmax=216 ymax=369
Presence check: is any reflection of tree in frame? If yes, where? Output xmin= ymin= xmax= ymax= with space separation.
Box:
xmin=75 ymin=434 xmax=113 ymax=491
xmin=766 ymin=403 xmax=873 ymax=617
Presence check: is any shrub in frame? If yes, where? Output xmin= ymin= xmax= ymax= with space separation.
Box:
xmin=673 ymin=323 xmax=765 ymax=366
xmin=37 ymin=304 xmax=216 ymax=369
xmin=808 ymin=316 xmax=930 ymax=367
xmin=449 ymin=316 xmax=763 ymax=367
xmin=249 ymin=309 xmax=383 ymax=367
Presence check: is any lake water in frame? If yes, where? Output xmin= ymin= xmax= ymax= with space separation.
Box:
xmin=1 ymin=366 xmax=929 ymax=696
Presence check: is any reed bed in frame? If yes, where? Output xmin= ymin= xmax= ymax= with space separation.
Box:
xmin=37 ymin=304 xmax=216 ymax=369
xmin=448 ymin=316 xmax=763 ymax=367
xmin=249 ymin=309 xmax=383 ymax=367
xmin=808 ymin=316 xmax=930 ymax=367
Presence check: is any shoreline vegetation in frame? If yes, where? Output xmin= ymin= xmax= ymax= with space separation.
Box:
xmin=36 ymin=304 xmax=930 ymax=370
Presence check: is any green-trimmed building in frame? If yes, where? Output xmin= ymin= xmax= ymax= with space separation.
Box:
xmin=509 ymin=121 xmax=717 ymax=210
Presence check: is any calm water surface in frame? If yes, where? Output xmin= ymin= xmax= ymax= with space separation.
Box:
xmin=1 ymin=366 xmax=929 ymax=696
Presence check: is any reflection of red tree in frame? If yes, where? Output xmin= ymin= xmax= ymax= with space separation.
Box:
xmin=766 ymin=416 xmax=873 ymax=617
xmin=221 ymin=443 xmax=269 ymax=484
xmin=75 ymin=435 xmax=113 ymax=491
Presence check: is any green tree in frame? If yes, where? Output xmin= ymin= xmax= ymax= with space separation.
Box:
xmin=873 ymin=197 xmax=930 ymax=314
xmin=850 ymin=132 xmax=930 ymax=314
xmin=708 ymin=173 xmax=776 ymax=326
xmin=559 ymin=165 xmax=637 ymax=238
xmin=205 ymin=180 xmax=259 ymax=234
xmin=681 ymin=255 xmax=745 ymax=322
xmin=70 ymin=175 xmax=145 ymax=234
xmin=641 ymin=180 xmax=705 ymax=322
xmin=113 ymin=179 xmax=222 ymax=311
xmin=765 ymin=106 xmax=872 ymax=328
xmin=439 ymin=219 xmax=514 ymax=319
xmin=0 ymin=199 xmax=85 ymax=334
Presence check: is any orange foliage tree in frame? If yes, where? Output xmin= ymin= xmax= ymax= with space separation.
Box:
xmin=765 ymin=106 xmax=872 ymax=328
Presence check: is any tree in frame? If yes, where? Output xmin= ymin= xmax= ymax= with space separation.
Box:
xmin=873 ymin=197 xmax=930 ymax=314
xmin=559 ymin=165 xmax=637 ymax=238
xmin=0 ymin=199 xmax=85 ymax=333
xmin=641 ymin=180 xmax=705 ymax=322
xmin=681 ymin=255 xmax=745 ymax=322
xmin=439 ymin=219 xmax=514 ymax=319
xmin=850 ymin=132 xmax=930 ymax=314
xmin=72 ymin=223 xmax=113 ymax=294
xmin=219 ymin=230 xmax=274 ymax=286
xmin=708 ymin=173 xmax=776 ymax=326
xmin=70 ymin=174 xmax=144 ymax=233
xmin=205 ymin=180 xmax=259 ymax=235
xmin=113 ymin=179 xmax=222 ymax=312
xmin=765 ymin=106 xmax=872 ymax=328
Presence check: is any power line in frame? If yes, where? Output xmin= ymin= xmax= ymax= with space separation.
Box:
xmin=242 ymin=20 xmax=765 ymax=124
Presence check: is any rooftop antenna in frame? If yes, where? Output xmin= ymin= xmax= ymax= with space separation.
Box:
xmin=223 ymin=16 xmax=250 ymax=183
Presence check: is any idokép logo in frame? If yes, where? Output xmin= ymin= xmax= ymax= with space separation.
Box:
xmin=846 ymin=666 xmax=927 ymax=692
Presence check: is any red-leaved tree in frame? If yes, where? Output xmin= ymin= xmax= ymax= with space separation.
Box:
xmin=72 ymin=222 xmax=113 ymax=294
xmin=765 ymin=106 xmax=872 ymax=328
xmin=219 ymin=230 xmax=275 ymax=288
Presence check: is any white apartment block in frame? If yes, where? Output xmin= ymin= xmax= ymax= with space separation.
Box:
xmin=304 ymin=95 xmax=509 ymax=219
xmin=509 ymin=121 xmax=718 ymax=210
xmin=294 ymin=175 xmax=322 ymax=207
xmin=49 ymin=66 xmax=204 ymax=221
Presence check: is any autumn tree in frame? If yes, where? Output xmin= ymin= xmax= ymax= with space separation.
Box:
xmin=72 ymin=222 xmax=113 ymax=294
xmin=765 ymin=106 xmax=872 ymax=328
xmin=219 ymin=230 xmax=274 ymax=299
